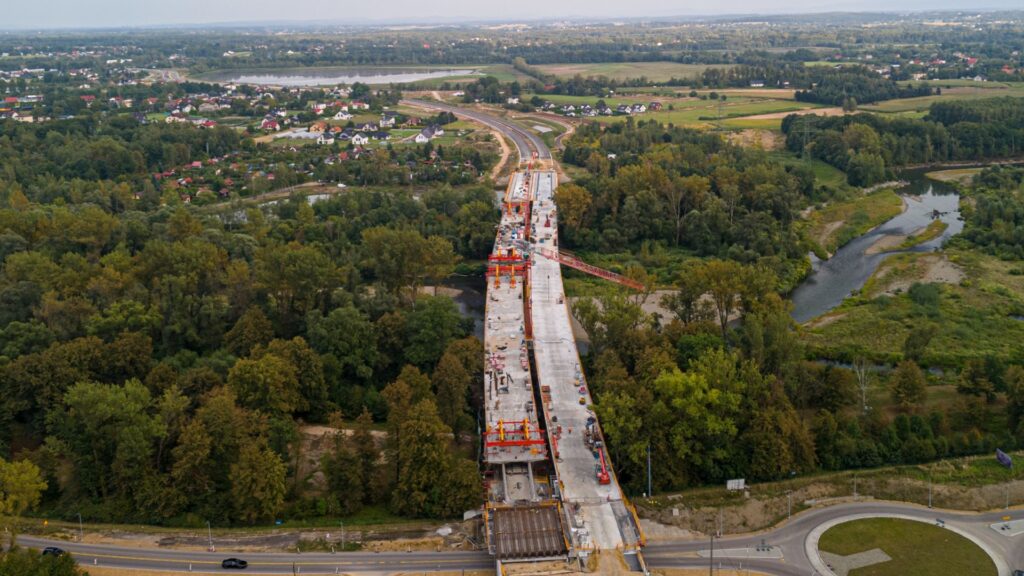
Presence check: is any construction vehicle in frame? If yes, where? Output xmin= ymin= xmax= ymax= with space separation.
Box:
xmin=595 ymin=447 xmax=611 ymax=485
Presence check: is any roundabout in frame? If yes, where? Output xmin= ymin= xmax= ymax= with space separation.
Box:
xmin=809 ymin=515 xmax=999 ymax=576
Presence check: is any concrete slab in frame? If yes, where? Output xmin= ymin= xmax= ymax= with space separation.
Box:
xmin=528 ymin=170 xmax=633 ymax=550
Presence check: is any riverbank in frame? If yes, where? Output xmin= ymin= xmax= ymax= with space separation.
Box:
xmin=801 ymin=247 xmax=1024 ymax=365
xmin=805 ymin=188 xmax=905 ymax=258
xmin=864 ymin=219 xmax=949 ymax=255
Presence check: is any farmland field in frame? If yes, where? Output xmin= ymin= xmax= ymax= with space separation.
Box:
xmin=533 ymin=62 xmax=725 ymax=82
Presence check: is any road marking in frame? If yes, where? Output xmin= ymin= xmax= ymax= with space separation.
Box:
xmin=68 ymin=551 xmax=484 ymax=567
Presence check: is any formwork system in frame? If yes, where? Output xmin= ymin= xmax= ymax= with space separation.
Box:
xmin=482 ymin=171 xmax=549 ymax=507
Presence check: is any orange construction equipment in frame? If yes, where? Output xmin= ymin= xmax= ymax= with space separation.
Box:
xmin=494 ymin=265 xmax=501 ymax=288
xmin=596 ymin=448 xmax=611 ymax=485
xmin=536 ymin=248 xmax=645 ymax=291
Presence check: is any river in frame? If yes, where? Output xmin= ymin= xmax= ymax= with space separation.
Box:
xmin=790 ymin=171 xmax=964 ymax=323
xmin=202 ymin=67 xmax=479 ymax=86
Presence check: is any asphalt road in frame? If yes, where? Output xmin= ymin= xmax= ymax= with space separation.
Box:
xmin=642 ymin=500 xmax=1024 ymax=576
xmin=17 ymin=536 xmax=493 ymax=574
xmin=402 ymin=99 xmax=551 ymax=161
xmin=16 ymin=501 xmax=1024 ymax=574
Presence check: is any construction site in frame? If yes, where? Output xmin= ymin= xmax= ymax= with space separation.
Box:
xmin=480 ymin=159 xmax=646 ymax=574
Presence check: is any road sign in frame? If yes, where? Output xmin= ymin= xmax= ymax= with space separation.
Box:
xmin=726 ymin=479 xmax=746 ymax=491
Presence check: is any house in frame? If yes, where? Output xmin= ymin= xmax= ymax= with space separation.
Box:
xmin=507 ymin=96 xmax=520 ymax=105
xmin=357 ymin=122 xmax=378 ymax=132
xmin=630 ymin=104 xmax=647 ymax=114
xmin=379 ymin=115 xmax=396 ymax=128
xmin=750 ymin=81 xmax=765 ymax=87
xmin=333 ymin=111 xmax=353 ymax=121
xmin=616 ymin=104 xmax=631 ymax=114
xmin=649 ymin=101 xmax=663 ymax=111
xmin=351 ymin=133 xmax=369 ymax=146
xmin=428 ymin=125 xmax=444 ymax=137
xmin=371 ymin=131 xmax=391 ymax=141
xmin=310 ymin=121 xmax=328 ymax=133
xmin=317 ymin=134 xmax=335 ymax=145
xmin=261 ymin=118 xmax=281 ymax=131
xmin=350 ymin=101 xmax=370 ymax=110
xmin=415 ymin=131 xmax=431 ymax=144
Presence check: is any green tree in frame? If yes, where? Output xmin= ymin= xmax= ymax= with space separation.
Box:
xmin=0 ymin=458 xmax=46 ymax=517
xmin=432 ymin=352 xmax=471 ymax=434
xmin=553 ymin=183 xmax=591 ymax=235
xmin=225 ymin=306 xmax=274 ymax=357
xmin=321 ymin=432 xmax=365 ymax=515
xmin=903 ymin=323 xmax=938 ymax=362
xmin=230 ymin=441 xmax=286 ymax=523
xmin=307 ymin=306 xmax=379 ymax=385
xmin=957 ymin=359 xmax=997 ymax=403
xmin=227 ymin=354 xmax=301 ymax=415
xmin=54 ymin=379 xmax=162 ymax=500
xmin=890 ymin=360 xmax=928 ymax=410
xmin=390 ymin=400 xmax=478 ymax=518
xmin=701 ymin=259 xmax=745 ymax=342
xmin=404 ymin=296 xmax=469 ymax=369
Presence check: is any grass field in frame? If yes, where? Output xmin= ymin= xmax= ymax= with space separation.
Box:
xmin=925 ymin=167 xmax=982 ymax=184
xmin=802 ymin=248 xmax=1024 ymax=364
xmin=526 ymin=92 xmax=820 ymax=127
xmin=817 ymin=518 xmax=996 ymax=576
xmin=533 ymin=62 xmax=724 ymax=83
xmin=805 ymin=188 xmax=905 ymax=254
xmin=861 ymin=84 xmax=1024 ymax=113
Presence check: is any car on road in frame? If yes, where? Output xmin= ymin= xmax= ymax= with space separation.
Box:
xmin=221 ymin=558 xmax=248 ymax=569
xmin=42 ymin=547 xmax=66 ymax=557
xmin=578 ymin=397 xmax=586 ymax=405
xmin=578 ymin=386 xmax=586 ymax=394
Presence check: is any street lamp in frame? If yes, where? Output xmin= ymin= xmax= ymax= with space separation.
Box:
xmin=339 ymin=521 xmax=345 ymax=552
xmin=77 ymin=513 xmax=83 ymax=542
xmin=206 ymin=521 xmax=214 ymax=552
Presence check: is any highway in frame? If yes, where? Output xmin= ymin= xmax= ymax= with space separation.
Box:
xmin=402 ymin=99 xmax=551 ymax=161
xmin=16 ymin=535 xmax=492 ymax=574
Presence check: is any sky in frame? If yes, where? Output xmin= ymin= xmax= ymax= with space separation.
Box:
xmin=3 ymin=0 xmax=1022 ymax=30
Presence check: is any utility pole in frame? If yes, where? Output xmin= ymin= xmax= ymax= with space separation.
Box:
xmin=77 ymin=513 xmax=84 ymax=543
xmin=709 ymin=533 xmax=714 ymax=576
xmin=206 ymin=521 xmax=213 ymax=552
xmin=646 ymin=443 xmax=652 ymax=499
xmin=787 ymin=491 xmax=792 ymax=520
xmin=928 ymin=470 xmax=933 ymax=509
xmin=340 ymin=521 xmax=345 ymax=551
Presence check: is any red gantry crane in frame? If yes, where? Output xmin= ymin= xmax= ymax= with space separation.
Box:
xmin=535 ymin=247 xmax=645 ymax=292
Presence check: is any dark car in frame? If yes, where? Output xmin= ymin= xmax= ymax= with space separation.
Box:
xmin=41 ymin=547 xmax=66 ymax=557
xmin=221 ymin=558 xmax=248 ymax=569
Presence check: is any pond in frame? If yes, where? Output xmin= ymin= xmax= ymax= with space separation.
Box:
xmin=790 ymin=171 xmax=964 ymax=323
xmin=203 ymin=67 xmax=479 ymax=86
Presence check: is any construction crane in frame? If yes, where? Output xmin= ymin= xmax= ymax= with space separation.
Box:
xmin=535 ymin=247 xmax=645 ymax=291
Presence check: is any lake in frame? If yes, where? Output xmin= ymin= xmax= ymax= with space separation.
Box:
xmin=204 ymin=67 xmax=479 ymax=86
xmin=790 ymin=171 xmax=964 ymax=323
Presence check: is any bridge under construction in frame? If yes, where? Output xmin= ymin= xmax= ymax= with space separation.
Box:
xmin=406 ymin=99 xmax=646 ymax=572
xmin=480 ymin=164 xmax=644 ymax=572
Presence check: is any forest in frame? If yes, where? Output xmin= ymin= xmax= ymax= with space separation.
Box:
xmin=553 ymin=120 xmax=1024 ymax=493
xmin=561 ymin=119 xmax=815 ymax=288
xmin=782 ymin=97 xmax=1024 ymax=186
xmin=958 ymin=165 xmax=1024 ymax=259
xmin=0 ymin=161 xmax=500 ymax=524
